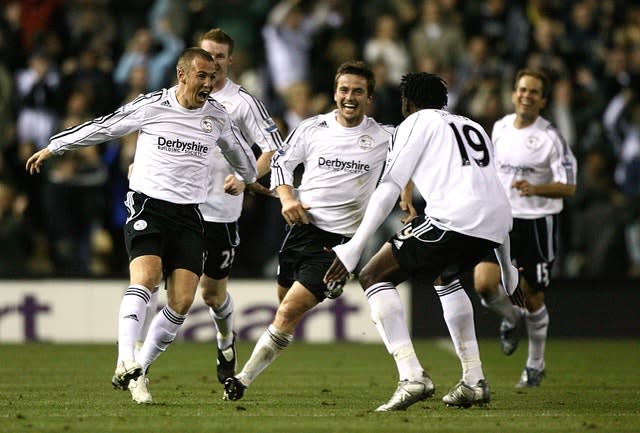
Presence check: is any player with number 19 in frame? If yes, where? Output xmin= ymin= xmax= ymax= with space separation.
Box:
xmin=324 ymin=72 xmax=518 ymax=411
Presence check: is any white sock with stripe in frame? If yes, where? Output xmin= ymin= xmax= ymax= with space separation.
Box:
xmin=137 ymin=305 xmax=186 ymax=372
xmin=237 ymin=324 xmax=293 ymax=386
xmin=436 ymin=279 xmax=484 ymax=385
xmin=366 ymin=282 xmax=424 ymax=382
xmin=117 ymin=285 xmax=151 ymax=364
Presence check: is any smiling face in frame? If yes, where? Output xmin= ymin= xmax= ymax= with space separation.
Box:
xmin=333 ymin=73 xmax=372 ymax=127
xmin=512 ymin=74 xmax=547 ymax=127
xmin=199 ymin=39 xmax=231 ymax=90
xmin=176 ymin=55 xmax=216 ymax=109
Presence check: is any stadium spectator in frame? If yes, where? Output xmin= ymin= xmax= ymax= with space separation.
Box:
xmin=363 ymin=13 xmax=410 ymax=86
xmin=262 ymin=0 xmax=342 ymax=101
xmin=0 ymin=178 xmax=32 ymax=276
xmin=407 ymin=0 xmax=465 ymax=72
xmin=311 ymin=32 xmax=359 ymax=99
xmin=40 ymin=101 xmax=108 ymax=277
xmin=112 ymin=20 xmax=183 ymax=94
xmin=280 ymin=81 xmax=326 ymax=133
xmin=0 ymin=62 xmax=15 ymax=159
xmin=16 ymin=0 xmax=66 ymax=52
xmin=0 ymin=1 xmax=25 ymax=72
xmin=15 ymin=50 xmax=61 ymax=156
xmin=566 ymin=148 xmax=629 ymax=278
xmin=368 ymin=60 xmax=403 ymax=126
xmin=463 ymin=0 xmax=530 ymax=65
xmin=602 ymin=82 xmax=640 ymax=277
xmin=524 ymin=15 xmax=569 ymax=79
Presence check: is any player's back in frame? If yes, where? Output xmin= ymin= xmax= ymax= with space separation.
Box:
xmin=386 ymin=109 xmax=512 ymax=243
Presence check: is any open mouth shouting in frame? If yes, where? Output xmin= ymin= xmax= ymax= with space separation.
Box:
xmin=197 ymin=90 xmax=210 ymax=103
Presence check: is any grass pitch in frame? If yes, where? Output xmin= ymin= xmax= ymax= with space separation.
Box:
xmin=1 ymin=339 xmax=638 ymax=433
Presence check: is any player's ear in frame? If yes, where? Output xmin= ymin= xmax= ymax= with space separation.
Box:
xmin=176 ymin=66 xmax=186 ymax=83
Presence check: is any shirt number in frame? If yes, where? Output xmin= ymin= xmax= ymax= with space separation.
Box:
xmin=449 ymin=123 xmax=490 ymax=167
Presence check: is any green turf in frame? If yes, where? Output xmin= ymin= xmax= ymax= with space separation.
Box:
xmin=1 ymin=339 xmax=639 ymax=433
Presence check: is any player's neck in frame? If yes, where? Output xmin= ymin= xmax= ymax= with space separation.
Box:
xmin=513 ymin=114 xmax=537 ymax=129
xmin=213 ymin=77 xmax=228 ymax=93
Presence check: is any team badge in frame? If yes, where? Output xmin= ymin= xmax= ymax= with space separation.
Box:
xmin=525 ymin=136 xmax=541 ymax=150
xmin=201 ymin=116 xmax=214 ymax=133
xmin=133 ymin=220 xmax=148 ymax=231
xmin=358 ymin=135 xmax=374 ymax=150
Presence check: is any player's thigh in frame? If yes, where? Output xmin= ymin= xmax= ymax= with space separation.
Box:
xmin=129 ymin=253 xmax=163 ymax=288
xmin=278 ymin=224 xmax=348 ymax=302
xmin=164 ymin=219 xmax=206 ymax=277
xmin=359 ymin=242 xmax=407 ymax=289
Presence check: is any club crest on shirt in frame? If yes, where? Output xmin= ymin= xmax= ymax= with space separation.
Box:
xmin=358 ymin=135 xmax=374 ymax=150
xmin=201 ymin=116 xmax=215 ymax=133
xmin=133 ymin=220 xmax=148 ymax=231
xmin=525 ymin=136 xmax=542 ymax=151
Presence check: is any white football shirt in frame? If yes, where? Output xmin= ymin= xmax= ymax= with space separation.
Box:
xmin=384 ymin=109 xmax=512 ymax=243
xmin=270 ymin=111 xmax=394 ymax=236
xmin=199 ymin=79 xmax=282 ymax=222
xmin=47 ymin=86 xmax=257 ymax=205
xmin=492 ymin=113 xmax=577 ymax=218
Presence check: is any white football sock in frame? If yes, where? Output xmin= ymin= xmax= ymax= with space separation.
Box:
xmin=237 ymin=324 xmax=292 ymax=386
xmin=525 ymin=305 xmax=549 ymax=370
xmin=137 ymin=287 xmax=159 ymax=350
xmin=436 ymin=280 xmax=484 ymax=385
xmin=209 ymin=293 xmax=234 ymax=349
xmin=137 ymin=305 xmax=185 ymax=372
xmin=481 ymin=286 xmax=520 ymax=326
xmin=117 ymin=285 xmax=151 ymax=364
xmin=366 ymin=282 xmax=424 ymax=382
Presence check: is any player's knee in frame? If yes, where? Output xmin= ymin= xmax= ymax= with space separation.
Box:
xmin=473 ymin=271 xmax=499 ymax=295
xmin=169 ymin=293 xmax=196 ymax=315
xmin=358 ymin=268 xmax=381 ymax=290
xmin=274 ymin=301 xmax=304 ymax=328
xmin=201 ymin=276 xmax=227 ymax=306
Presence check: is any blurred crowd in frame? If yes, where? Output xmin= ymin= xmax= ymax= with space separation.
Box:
xmin=0 ymin=0 xmax=639 ymax=279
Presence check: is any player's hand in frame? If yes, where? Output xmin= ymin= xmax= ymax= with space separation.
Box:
xmin=25 ymin=148 xmax=53 ymax=175
xmin=323 ymin=249 xmax=350 ymax=285
xmin=280 ymin=197 xmax=310 ymax=225
xmin=509 ymin=285 xmax=526 ymax=308
xmin=223 ymin=174 xmax=246 ymax=196
xmin=246 ymin=182 xmax=276 ymax=197
xmin=399 ymin=198 xmax=417 ymax=224
xmin=512 ymin=179 xmax=536 ymax=197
